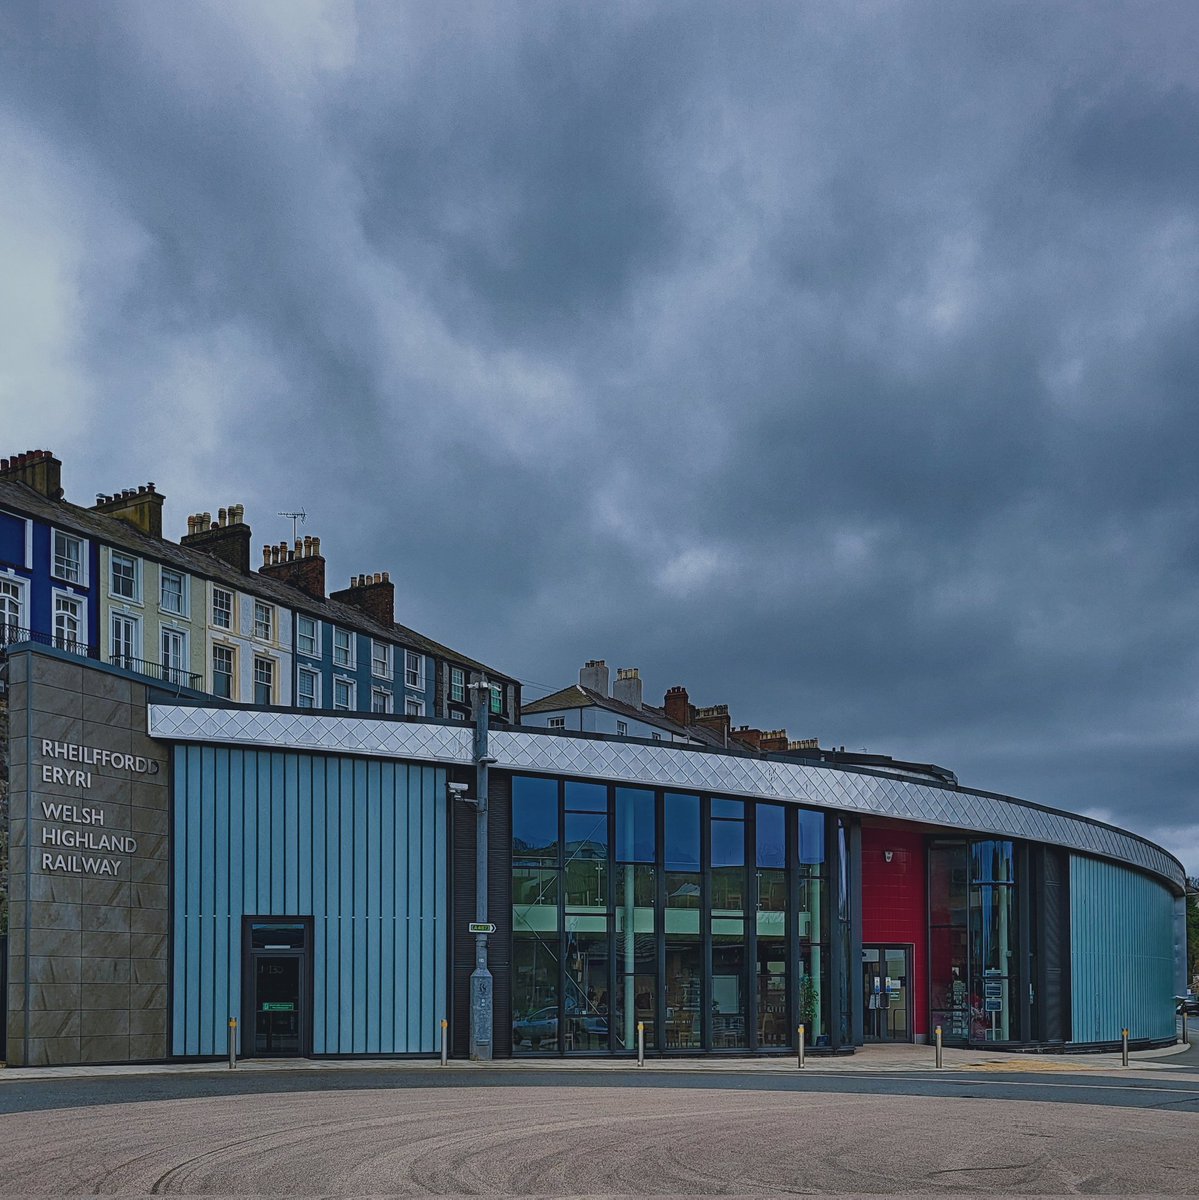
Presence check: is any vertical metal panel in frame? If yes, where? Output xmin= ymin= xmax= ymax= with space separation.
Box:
xmin=1070 ymin=854 xmax=1175 ymax=1042
xmin=172 ymin=745 xmax=447 ymax=1056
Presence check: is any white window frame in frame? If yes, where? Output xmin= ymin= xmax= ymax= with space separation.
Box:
xmin=489 ymin=684 xmax=503 ymax=715
xmin=0 ymin=572 xmax=28 ymax=634
xmin=253 ymin=601 xmax=274 ymax=642
xmin=253 ymin=655 xmax=276 ymax=705
xmin=450 ymin=666 xmax=465 ymax=704
xmin=160 ymin=625 xmax=188 ymax=684
xmin=52 ymin=588 xmax=86 ymax=649
xmin=109 ymin=552 xmax=141 ymax=603
xmin=160 ymin=567 xmax=188 ymax=617
xmin=109 ymin=610 xmax=140 ymax=664
xmin=212 ymin=643 xmax=236 ymax=700
xmin=333 ymin=676 xmax=356 ymax=711
xmin=51 ymin=528 xmax=87 ymax=586
xmin=371 ymin=687 xmax=393 ymax=714
xmin=652 ymin=732 xmax=662 ymax=742
xmin=405 ymin=696 xmax=425 ymax=717
xmin=548 ymin=716 xmax=566 ymax=730
xmin=616 ymin=720 xmax=628 ymax=736
xmin=332 ymin=627 xmax=355 ymax=668
xmin=297 ymin=666 xmax=320 ymax=709
xmin=371 ymin=639 xmax=393 ymax=679
xmin=211 ymin=586 xmax=234 ymax=630
xmin=405 ymin=650 xmax=424 ymax=690
xmin=297 ymin=614 xmax=319 ymax=657
xmin=0 ymin=508 xmax=33 ymax=569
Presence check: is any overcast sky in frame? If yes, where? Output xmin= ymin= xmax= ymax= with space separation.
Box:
xmin=2 ymin=2 xmax=1197 ymax=866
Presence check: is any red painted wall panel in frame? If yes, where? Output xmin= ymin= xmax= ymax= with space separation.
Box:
xmin=861 ymin=827 xmax=927 ymax=1036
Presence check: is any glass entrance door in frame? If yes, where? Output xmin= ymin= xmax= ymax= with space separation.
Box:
xmin=245 ymin=920 xmax=310 ymax=1057
xmin=861 ymin=945 xmax=912 ymax=1042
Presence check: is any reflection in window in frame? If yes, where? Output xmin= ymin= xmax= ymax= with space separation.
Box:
xmin=509 ymin=775 xmax=830 ymax=1055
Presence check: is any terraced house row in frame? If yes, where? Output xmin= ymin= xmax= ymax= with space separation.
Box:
xmin=0 ymin=450 xmax=518 ymax=721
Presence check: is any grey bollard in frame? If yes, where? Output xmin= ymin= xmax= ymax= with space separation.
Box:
xmin=228 ymin=1017 xmax=237 ymax=1069
xmin=1185 ymin=1014 xmax=1191 ymax=1046
xmin=935 ymin=1025 xmax=943 ymax=1069
xmin=637 ymin=1021 xmax=645 ymax=1067
xmin=1122 ymin=1027 xmax=1129 ymax=1067
xmin=798 ymin=1024 xmax=805 ymax=1069
xmin=441 ymin=1018 xmax=448 ymax=1066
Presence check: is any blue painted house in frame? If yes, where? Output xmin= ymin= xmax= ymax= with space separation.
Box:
xmin=0 ymin=452 xmax=99 ymax=656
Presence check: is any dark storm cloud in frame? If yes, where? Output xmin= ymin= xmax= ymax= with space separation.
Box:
xmin=2 ymin=1 xmax=1197 ymax=863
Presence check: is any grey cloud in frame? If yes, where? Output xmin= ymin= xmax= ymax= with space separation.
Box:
xmin=2 ymin=1 xmax=1198 ymax=865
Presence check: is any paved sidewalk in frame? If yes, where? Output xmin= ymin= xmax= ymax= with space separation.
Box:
xmin=1 ymin=1036 xmax=1193 ymax=1083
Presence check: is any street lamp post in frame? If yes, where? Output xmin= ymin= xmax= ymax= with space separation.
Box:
xmin=469 ymin=679 xmax=494 ymax=1061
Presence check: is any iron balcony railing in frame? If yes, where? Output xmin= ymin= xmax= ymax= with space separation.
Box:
xmin=0 ymin=627 xmax=203 ymax=691
xmin=0 ymin=623 xmax=99 ymax=661
xmin=109 ymin=654 xmax=203 ymax=692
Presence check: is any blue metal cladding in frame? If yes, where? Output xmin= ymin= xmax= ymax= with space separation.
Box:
xmin=172 ymin=745 xmax=447 ymax=1056
xmin=1070 ymin=854 xmax=1176 ymax=1043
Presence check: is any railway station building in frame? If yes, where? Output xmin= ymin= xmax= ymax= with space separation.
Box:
xmin=2 ymin=644 xmax=1185 ymax=1066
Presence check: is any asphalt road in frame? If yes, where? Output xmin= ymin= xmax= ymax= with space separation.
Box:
xmin=2 ymin=1066 xmax=1199 ymax=1195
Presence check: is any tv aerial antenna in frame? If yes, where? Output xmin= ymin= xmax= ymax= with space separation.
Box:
xmin=279 ymin=509 xmax=307 ymax=541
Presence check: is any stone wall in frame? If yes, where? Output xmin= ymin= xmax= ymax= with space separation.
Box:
xmin=6 ymin=648 xmax=170 ymax=1065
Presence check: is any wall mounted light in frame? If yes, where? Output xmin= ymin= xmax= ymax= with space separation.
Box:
xmin=884 ymin=850 xmax=894 ymax=863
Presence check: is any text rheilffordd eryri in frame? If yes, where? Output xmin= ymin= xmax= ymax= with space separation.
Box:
xmin=36 ymin=738 xmax=160 ymax=877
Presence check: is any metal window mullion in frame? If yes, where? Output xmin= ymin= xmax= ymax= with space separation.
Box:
xmin=557 ymin=778 xmax=566 ymax=1058
xmin=607 ymin=785 xmax=616 ymax=1054
xmin=701 ymin=794 xmax=712 ymax=1051
xmin=746 ymin=802 xmax=758 ymax=1052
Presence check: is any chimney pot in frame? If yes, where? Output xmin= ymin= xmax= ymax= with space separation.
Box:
xmin=262 ymin=545 xmax=271 ymax=567
xmin=382 ymin=570 xmax=390 ymax=582
xmin=218 ymin=507 xmax=228 ymax=527
xmin=312 ymin=536 xmax=320 ymax=556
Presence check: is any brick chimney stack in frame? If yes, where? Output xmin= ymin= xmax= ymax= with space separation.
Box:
xmin=259 ymin=535 xmax=327 ymax=599
xmin=330 ymin=571 xmax=394 ymax=625
xmin=92 ymin=481 xmax=165 ymax=537
xmin=693 ymin=703 xmax=732 ymax=745
xmin=612 ymin=667 xmax=643 ymax=710
xmin=759 ymin=729 xmax=790 ymax=753
xmin=663 ymin=685 xmax=691 ymax=728
xmin=731 ymin=725 xmax=762 ymax=750
xmin=0 ymin=450 xmax=64 ymax=500
xmin=181 ymin=502 xmax=252 ymax=573
xmin=579 ymin=659 xmax=610 ymax=696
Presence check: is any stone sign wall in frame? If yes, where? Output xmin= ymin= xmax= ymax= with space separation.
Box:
xmin=5 ymin=647 xmax=169 ymax=1065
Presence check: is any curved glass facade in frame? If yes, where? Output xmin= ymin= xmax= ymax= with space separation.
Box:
xmin=511 ymin=775 xmax=835 ymax=1054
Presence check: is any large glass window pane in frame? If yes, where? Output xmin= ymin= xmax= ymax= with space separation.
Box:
xmin=930 ymin=924 xmax=970 ymax=1040
xmin=512 ymin=776 xmax=559 ymax=862
xmin=712 ymin=798 xmax=743 ymax=820
xmin=664 ymin=939 xmax=702 ymax=1049
xmin=564 ymin=810 xmax=608 ymax=908
xmin=796 ymin=875 xmax=827 ymax=945
xmin=756 ymin=804 xmax=786 ymax=868
xmin=711 ymin=818 xmax=744 ymax=868
xmin=971 ymin=840 xmax=1015 ymax=884
xmin=614 ymin=866 xmax=656 ymax=1053
xmin=930 ymin=843 xmax=968 ymax=925
xmin=711 ymin=934 xmax=746 ymax=1048
xmin=798 ymin=808 xmax=825 ymax=872
xmin=615 ymin=787 xmax=655 ymax=862
xmin=757 ymin=938 xmax=789 ymax=1047
xmin=664 ymin=793 xmax=700 ymax=870
xmin=798 ymin=944 xmax=828 ymax=1045
xmin=512 ymin=933 xmax=560 ymax=1054
xmin=565 ymin=781 xmax=607 ymax=812
xmin=564 ymin=918 xmax=609 ymax=1052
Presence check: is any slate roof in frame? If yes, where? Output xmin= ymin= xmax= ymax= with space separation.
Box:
xmin=0 ymin=478 xmax=517 ymax=684
xmin=521 ymin=683 xmax=729 ymax=747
